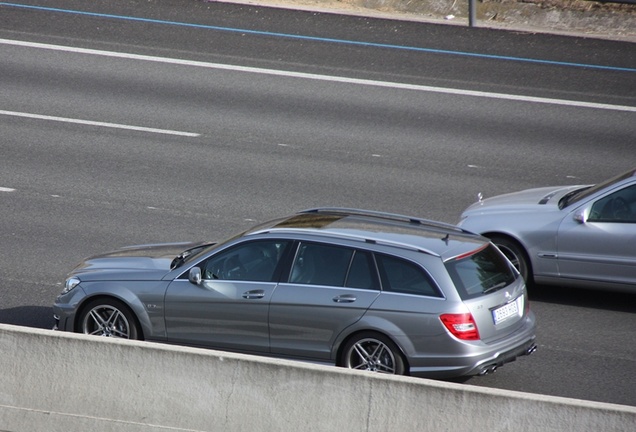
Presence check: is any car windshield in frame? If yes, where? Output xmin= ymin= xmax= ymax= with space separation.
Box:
xmin=559 ymin=168 xmax=636 ymax=209
xmin=444 ymin=244 xmax=517 ymax=300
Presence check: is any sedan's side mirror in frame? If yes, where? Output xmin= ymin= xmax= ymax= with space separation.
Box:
xmin=189 ymin=267 xmax=202 ymax=285
xmin=573 ymin=209 xmax=586 ymax=224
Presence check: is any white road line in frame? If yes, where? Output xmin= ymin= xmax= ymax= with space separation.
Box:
xmin=2 ymin=38 xmax=635 ymax=114
xmin=0 ymin=187 xmax=16 ymax=192
xmin=0 ymin=110 xmax=200 ymax=137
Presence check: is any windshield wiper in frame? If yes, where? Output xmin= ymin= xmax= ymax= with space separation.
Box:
xmin=559 ymin=186 xmax=590 ymax=209
xmin=483 ymin=281 xmax=508 ymax=295
xmin=170 ymin=251 xmax=190 ymax=270
xmin=170 ymin=243 xmax=214 ymax=270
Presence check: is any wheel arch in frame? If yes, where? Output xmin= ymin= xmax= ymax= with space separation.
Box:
xmin=74 ymin=294 xmax=146 ymax=340
xmin=334 ymin=329 xmax=410 ymax=373
xmin=482 ymin=232 xmax=534 ymax=284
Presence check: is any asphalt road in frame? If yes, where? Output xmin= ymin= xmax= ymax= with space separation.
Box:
xmin=1 ymin=0 xmax=635 ymax=406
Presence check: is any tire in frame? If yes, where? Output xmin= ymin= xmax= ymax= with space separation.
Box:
xmin=77 ymin=298 xmax=142 ymax=340
xmin=340 ymin=332 xmax=406 ymax=375
xmin=490 ymin=235 xmax=533 ymax=286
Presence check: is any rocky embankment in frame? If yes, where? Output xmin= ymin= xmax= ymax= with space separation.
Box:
xmin=229 ymin=0 xmax=636 ymax=41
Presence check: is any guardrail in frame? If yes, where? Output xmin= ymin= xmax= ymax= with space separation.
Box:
xmin=1 ymin=324 xmax=635 ymax=431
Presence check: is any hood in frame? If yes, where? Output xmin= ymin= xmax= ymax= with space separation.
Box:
xmin=69 ymin=241 xmax=209 ymax=281
xmin=461 ymin=185 xmax=586 ymax=216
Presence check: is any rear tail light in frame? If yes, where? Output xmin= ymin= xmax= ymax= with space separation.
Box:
xmin=440 ymin=313 xmax=480 ymax=340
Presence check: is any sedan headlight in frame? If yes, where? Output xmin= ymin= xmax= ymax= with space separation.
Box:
xmin=62 ymin=277 xmax=81 ymax=294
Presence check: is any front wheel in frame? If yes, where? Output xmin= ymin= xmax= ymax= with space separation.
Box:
xmin=340 ymin=332 xmax=406 ymax=375
xmin=490 ymin=235 xmax=532 ymax=286
xmin=77 ymin=298 xmax=142 ymax=340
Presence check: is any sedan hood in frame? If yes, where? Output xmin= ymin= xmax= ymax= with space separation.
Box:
xmin=69 ymin=242 xmax=208 ymax=281
xmin=461 ymin=185 xmax=586 ymax=216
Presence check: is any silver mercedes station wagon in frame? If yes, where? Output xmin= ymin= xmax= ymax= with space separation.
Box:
xmin=53 ymin=208 xmax=536 ymax=379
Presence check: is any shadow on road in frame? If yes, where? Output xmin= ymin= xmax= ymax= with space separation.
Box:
xmin=0 ymin=306 xmax=52 ymax=329
xmin=529 ymin=284 xmax=635 ymax=313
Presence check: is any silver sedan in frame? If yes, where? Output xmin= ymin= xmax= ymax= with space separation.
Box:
xmin=458 ymin=168 xmax=636 ymax=293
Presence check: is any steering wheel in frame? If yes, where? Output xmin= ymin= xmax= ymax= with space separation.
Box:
xmin=222 ymin=255 xmax=245 ymax=279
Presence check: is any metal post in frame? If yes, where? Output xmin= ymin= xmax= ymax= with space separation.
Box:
xmin=469 ymin=0 xmax=477 ymax=27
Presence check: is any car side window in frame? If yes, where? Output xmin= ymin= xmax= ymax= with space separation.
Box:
xmin=376 ymin=254 xmax=441 ymax=297
xmin=345 ymin=250 xmax=379 ymax=290
xmin=289 ymin=242 xmax=353 ymax=287
xmin=589 ymin=185 xmax=636 ymax=223
xmin=202 ymin=240 xmax=290 ymax=282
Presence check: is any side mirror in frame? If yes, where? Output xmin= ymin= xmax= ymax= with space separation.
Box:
xmin=189 ymin=267 xmax=202 ymax=285
xmin=573 ymin=209 xmax=586 ymax=224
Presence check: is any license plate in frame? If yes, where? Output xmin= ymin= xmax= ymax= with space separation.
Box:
xmin=492 ymin=299 xmax=520 ymax=324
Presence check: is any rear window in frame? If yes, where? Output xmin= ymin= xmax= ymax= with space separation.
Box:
xmin=445 ymin=244 xmax=517 ymax=300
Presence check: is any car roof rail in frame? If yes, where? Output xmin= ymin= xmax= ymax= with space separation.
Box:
xmin=300 ymin=207 xmax=471 ymax=234
xmin=251 ymin=227 xmax=440 ymax=257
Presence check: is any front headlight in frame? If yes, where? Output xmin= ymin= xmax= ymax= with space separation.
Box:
xmin=62 ymin=277 xmax=81 ymax=294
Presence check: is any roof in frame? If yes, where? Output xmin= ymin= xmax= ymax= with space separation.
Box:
xmin=246 ymin=208 xmax=487 ymax=259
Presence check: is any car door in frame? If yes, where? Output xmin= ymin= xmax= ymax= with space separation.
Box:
xmin=164 ymin=239 xmax=291 ymax=352
xmin=556 ymin=184 xmax=636 ymax=286
xmin=269 ymin=242 xmax=380 ymax=360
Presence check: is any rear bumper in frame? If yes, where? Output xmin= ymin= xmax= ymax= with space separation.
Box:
xmin=465 ymin=337 xmax=537 ymax=376
xmin=408 ymin=312 xmax=537 ymax=379
xmin=408 ymin=337 xmax=537 ymax=379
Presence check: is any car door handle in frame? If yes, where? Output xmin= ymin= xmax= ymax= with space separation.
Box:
xmin=333 ymin=294 xmax=356 ymax=303
xmin=242 ymin=290 xmax=265 ymax=299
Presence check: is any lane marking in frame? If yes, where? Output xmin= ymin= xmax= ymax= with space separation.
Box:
xmin=1 ymin=39 xmax=635 ymax=113
xmin=0 ymin=187 xmax=16 ymax=192
xmin=1 ymin=2 xmax=635 ymax=73
xmin=0 ymin=110 xmax=200 ymax=137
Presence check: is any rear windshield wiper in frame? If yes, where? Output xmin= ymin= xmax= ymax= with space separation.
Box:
xmin=483 ymin=281 xmax=508 ymax=295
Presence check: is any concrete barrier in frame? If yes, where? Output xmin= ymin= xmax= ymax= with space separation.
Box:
xmin=1 ymin=324 xmax=634 ymax=432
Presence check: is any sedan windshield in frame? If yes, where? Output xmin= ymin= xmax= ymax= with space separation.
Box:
xmin=560 ymin=168 xmax=636 ymax=209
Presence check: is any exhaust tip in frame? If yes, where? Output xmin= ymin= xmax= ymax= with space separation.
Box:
xmin=478 ymin=364 xmax=498 ymax=375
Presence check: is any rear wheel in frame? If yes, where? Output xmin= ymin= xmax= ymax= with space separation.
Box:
xmin=490 ymin=235 xmax=533 ymax=286
xmin=78 ymin=298 xmax=141 ymax=340
xmin=341 ymin=332 xmax=406 ymax=375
